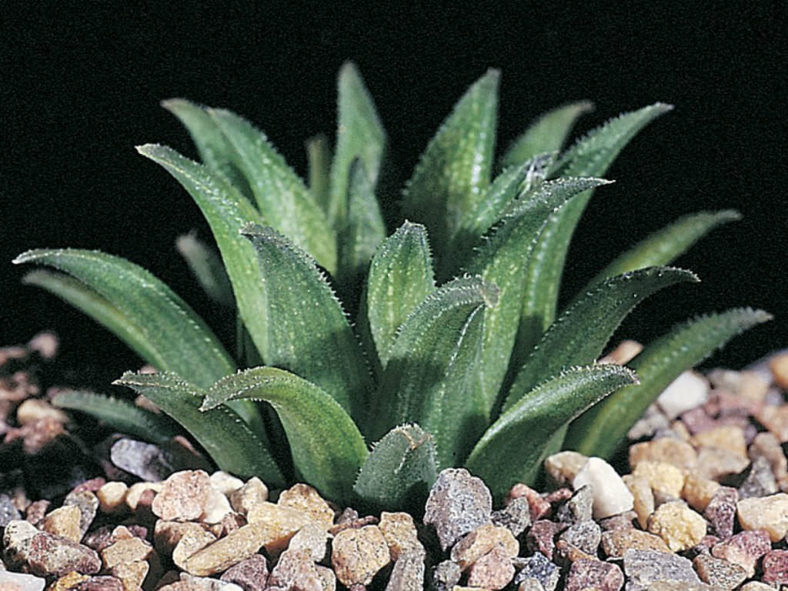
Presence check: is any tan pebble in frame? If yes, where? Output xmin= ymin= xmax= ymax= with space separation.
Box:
xmin=331 ymin=525 xmax=391 ymax=586
xmin=695 ymin=446 xmax=749 ymax=481
xmin=656 ymin=370 xmax=709 ymax=419
xmin=647 ymin=501 xmax=707 ymax=551
xmin=315 ymin=564 xmax=336 ymax=591
xmin=769 ymin=352 xmax=788 ymax=389
xmin=49 ymin=571 xmax=90 ymax=590
xmin=267 ymin=547 xmax=322 ymax=590
xmin=172 ymin=528 xmax=217 ymax=570
xmin=544 ymin=451 xmax=588 ymax=488
xmin=378 ymin=511 xmax=422 ymax=560
xmin=466 ymin=545 xmax=515 ymax=590
xmin=16 ymin=398 xmax=69 ymax=425
xmin=450 ymin=524 xmax=518 ymax=571
xmin=287 ymin=522 xmax=329 ymax=562
xmin=598 ymin=339 xmax=643 ymax=365
xmin=669 ymin=420 xmax=692 ymax=441
xmin=691 ymin=425 xmax=748 ymax=458
xmin=600 ymin=528 xmax=670 ymax=558
xmin=622 ymin=475 xmax=654 ymax=529
xmin=182 ymin=520 xmax=282 ymax=577
xmin=693 ymin=553 xmax=747 ymax=589
xmin=738 ymin=370 xmax=771 ymax=401
xmin=629 ymin=436 xmax=696 ymax=474
xmin=757 ymin=404 xmax=788 ymax=442
xmin=111 ymin=559 xmax=150 ymax=591
xmin=229 ymin=477 xmax=268 ymax=515
xmin=737 ymin=493 xmax=788 ymax=541
xmin=740 ymin=582 xmax=778 ymax=591
xmin=125 ymin=482 xmax=162 ymax=512
xmin=749 ymin=431 xmax=788 ymax=480
xmin=154 ymin=521 xmax=210 ymax=557
xmin=632 ymin=461 xmax=685 ymax=499
xmin=97 ymin=482 xmax=128 ymax=514
xmin=682 ymin=473 xmax=721 ymax=512
xmin=277 ymin=483 xmax=334 ymax=528
xmin=246 ymin=501 xmax=314 ymax=554
xmin=151 ymin=470 xmax=212 ymax=521
xmin=42 ymin=505 xmax=82 ymax=543
xmin=208 ymin=471 xmax=244 ymax=496
xmin=199 ymin=487 xmax=232 ymax=525
xmin=100 ymin=536 xmax=153 ymax=569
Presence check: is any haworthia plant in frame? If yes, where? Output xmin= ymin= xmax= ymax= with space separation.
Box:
xmin=15 ymin=62 xmax=770 ymax=504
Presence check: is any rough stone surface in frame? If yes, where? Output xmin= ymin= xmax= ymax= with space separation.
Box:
xmin=430 ymin=560 xmax=461 ymax=591
xmin=695 ymin=446 xmax=750 ymax=481
xmin=182 ymin=522 xmax=275 ymax=576
xmin=0 ymin=494 xmax=22 ymax=528
xmin=491 ymin=496 xmax=531 ymax=537
xmin=0 ymin=571 xmax=45 ymax=591
xmin=330 ymin=525 xmax=391 ymax=586
xmin=513 ymin=552 xmax=560 ymax=591
xmin=287 ymin=522 xmax=329 ymax=563
xmin=682 ymin=473 xmax=720 ymax=512
xmin=228 ymin=478 xmax=268 ymax=516
xmin=632 ymin=461 xmax=685 ymax=499
xmin=267 ymin=547 xmax=323 ymax=591
xmin=622 ymin=549 xmax=701 ymax=589
xmin=710 ymin=530 xmax=771 ymax=577
xmin=95 ymin=481 xmax=128 ymax=515
xmin=111 ymin=559 xmax=150 ymax=591
xmin=277 ymin=484 xmax=334 ymax=529
xmin=219 ymin=554 xmax=268 ymax=591
xmin=423 ymin=468 xmax=492 ymax=551
xmin=466 ymin=545 xmax=515 ymax=590
xmin=384 ymin=549 xmax=424 ymax=591
xmin=125 ymin=482 xmax=162 ymax=512
xmin=450 ymin=524 xmax=518 ymax=570
xmin=693 ymin=553 xmax=747 ymax=590
xmin=41 ymin=505 xmax=82 ymax=543
xmin=507 ymin=483 xmax=551 ymax=521
xmin=558 ymin=520 xmax=601 ymax=556
xmin=691 ymin=425 xmax=748 ymax=458
xmin=600 ymin=529 xmax=670 ymax=558
xmin=555 ymin=485 xmax=593 ymax=524
xmin=26 ymin=532 xmax=101 ymax=576
xmin=110 ymin=438 xmax=175 ymax=482
xmin=526 ymin=520 xmax=566 ymax=561
xmin=739 ymin=582 xmax=777 ymax=591
xmin=656 ymin=371 xmax=708 ymax=419
xmin=622 ymin=475 xmax=654 ymax=529
xmin=245 ymin=502 xmax=313 ymax=555
xmin=737 ymin=493 xmax=788 ymax=541
xmin=544 ymin=451 xmax=588 ymax=488
xmin=703 ymin=486 xmax=738 ymax=539
xmin=756 ymin=404 xmax=788 ymax=442
xmin=152 ymin=470 xmax=212 ymax=522
xmin=739 ymin=456 xmax=779 ymax=498
xmin=761 ymin=549 xmax=788 ymax=584
xmin=647 ymin=501 xmax=707 ymax=551
xmin=378 ymin=512 xmax=421 ymax=560
xmin=73 ymin=575 xmax=125 ymax=591
xmin=200 ymin=487 xmax=233 ymax=525
xmin=209 ymin=471 xmax=244 ymax=496
xmin=100 ymin=535 xmax=153 ymax=569
xmin=573 ymin=457 xmax=634 ymax=519
xmin=629 ymin=438 xmax=698 ymax=472
xmin=63 ymin=490 xmax=99 ymax=540
xmin=565 ymin=558 xmax=624 ymax=591
xmin=748 ymin=431 xmax=788 ymax=481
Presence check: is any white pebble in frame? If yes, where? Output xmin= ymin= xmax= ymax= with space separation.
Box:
xmin=656 ymin=370 xmax=709 ymax=419
xmin=573 ymin=457 xmax=634 ymax=519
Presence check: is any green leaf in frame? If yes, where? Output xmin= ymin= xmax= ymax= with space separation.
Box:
xmin=115 ymin=371 xmax=284 ymax=485
xmin=52 ymin=390 xmax=179 ymax=446
xmin=206 ymin=108 xmax=337 ymax=274
xmin=305 ymin=133 xmax=332 ymax=213
xmin=402 ymin=69 xmax=500 ymax=269
xmin=14 ymin=249 xmax=234 ymax=388
xmin=241 ymin=224 xmax=372 ymax=417
xmin=201 ymin=366 xmax=368 ymax=503
xmin=466 ymin=177 xmax=613 ymax=413
xmin=363 ymin=221 xmax=436 ymax=369
xmin=504 ymin=266 xmax=698 ymax=412
xmin=329 ymin=61 xmax=387 ymax=230
xmin=161 ymin=98 xmax=253 ymax=199
xmin=565 ymin=308 xmax=772 ymax=459
xmin=369 ymin=276 xmax=498 ymax=468
xmin=465 ymin=364 xmax=638 ymax=500
xmin=499 ymin=101 xmax=594 ymax=170
xmin=516 ymin=103 xmax=674 ymax=359
xmin=583 ymin=210 xmax=742 ymax=287
xmin=353 ymin=424 xmax=437 ymax=514
xmin=337 ymin=158 xmax=386 ymax=290
xmin=175 ymin=231 xmax=235 ymax=307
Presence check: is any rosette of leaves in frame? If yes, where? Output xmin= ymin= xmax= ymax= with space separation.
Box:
xmin=16 ymin=63 xmax=770 ymax=508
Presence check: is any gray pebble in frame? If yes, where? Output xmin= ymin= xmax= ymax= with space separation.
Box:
xmin=623 ymin=548 xmax=701 ymax=590
xmin=110 ymin=438 xmax=175 ymax=482
xmin=423 ymin=468 xmax=491 ymax=551
xmin=513 ymin=552 xmax=560 ymax=591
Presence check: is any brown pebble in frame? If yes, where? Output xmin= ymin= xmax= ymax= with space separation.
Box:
xmin=693 ymin=553 xmax=747 ymax=590
xmin=151 ymin=470 xmax=212 ymax=522
xmin=565 ymin=558 xmax=623 ymax=591
xmin=600 ymin=528 xmax=670 ymax=558
xmin=762 ymin=549 xmax=788 ymax=584
xmin=466 ymin=545 xmax=515 ymax=590
xmin=27 ymin=532 xmax=101 ymax=577
xmin=711 ymin=530 xmax=771 ymax=577
xmin=526 ymin=520 xmax=566 ymax=560
xmin=703 ymin=486 xmax=738 ymax=539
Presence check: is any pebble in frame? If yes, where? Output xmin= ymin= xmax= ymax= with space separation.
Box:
xmin=600 ymin=529 xmax=670 ymax=558
xmin=200 ymin=487 xmax=233 ymax=524
xmin=694 ymin=446 xmax=749 ymax=481
xmin=507 ymin=483 xmax=551 ymax=521
xmin=703 ymin=486 xmax=738 ymax=539
xmin=40 ymin=506 xmax=81 ymax=543
xmin=125 ymin=482 xmax=162 ymax=512
xmin=656 ymin=371 xmax=709 ymax=419
xmin=330 ymin=525 xmax=391 ymax=586
xmin=62 ymin=490 xmax=99 ymax=540
xmin=739 ymin=456 xmax=779 ymax=498
xmin=423 ymin=468 xmax=492 ymax=551
xmin=736 ymin=493 xmax=788 ymax=541
xmin=245 ymin=502 xmax=313 ymax=554
xmin=466 ymin=545 xmax=515 ymax=590
xmin=739 ymin=582 xmax=776 ymax=591
xmin=573 ymin=457 xmax=634 ymax=519
xmin=770 ymin=352 xmax=788 ymax=389
xmin=277 ymin=483 xmax=335 ymax=529
xmin=267 ymin=547 xmax=324 ymax=591
xmin=681 ymin=473 xmax=720 ymax=512
xmin=748 ymin=431 xmax=788 ymax=481
xmin=755 ymin=404 xmax=788 ymax=442
xmin=219 ymin=554 xmax=268 ymax=591
xmin=555 ymin=485 xmax=593 ymax=524
xmin=491 ymin=496 xmax=531 ymax=537
xmin=0 ymin=571 xmax=45 ymax=591
xmin=628 ymin=438 xmax=698 ymax=472
xmin=622 ymin=475 xmax=654 ymax=529
xmin=378 ymin=512 xmax=421 ymax=560
xmin=565 ymin=558 xmax=624 ymax=591
xmin=632 ymin=461 xmax=685 ymax=500
xmin=384 ymin=549 xmax=425 ymax=591
xmin=761 ymin=549 xmax=788 ymax=584
xmin=27 ymin=531 xmax=101 ymax=577
xmin=691 ymin=425 xmax=748 ymax=458
xmin=288 ymin=522 xmax=329 ymax=563
xmin=513 ymin=552 xmax=560 ymax=591
xmin=628 ymin=405 xmax=670 ymax=440
xmin=209 ymin=471 xmax=244 ymax=496
xmin=110 ymin=438 xmax=175 ymax=482
xmin=181 ymin=521 xmax=274 ymax=576
xmin=15 ymin=399 xmax=68 ymax=425
xmin=100 ymin=535 xmax=153 ymax=569
xmin=692 ymin=554 xmax=747 ymax=590
xmin=544 ymin=451 xmax=588 ymax=488
xmin=622 ymin=549 xmax=701 ymax=589
xmin=229 ymin=478 xmax=268 ymax=516
xmin=431 ymin=560 xmax=461 ymax=591
xmin=155 ymin=521 xmax=213 ymax=558
xmin=647 ymin=501 xmax=707 ymax=551
xmin=710 ymin=530 xmax=771 ymax=577
xmin=0 ymin=494 xmax=22 ymax=527
xmin=97 ymin=481 xmax=128 ymax=514
xmin=450 ymin=524 xmax=518 ymax=570
xmin=558 ymin=520 xmax=601 ymax=555
xmin=526 ymin=520 xmax=566 ymax=560
xmin=152 ymin=470 xmax=212 ymax=521
xmin=49 ymin=572 xmax=89 ymax=591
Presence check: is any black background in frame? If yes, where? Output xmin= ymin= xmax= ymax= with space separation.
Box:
xmin=1 ymin=2 xmax=785 ymax=384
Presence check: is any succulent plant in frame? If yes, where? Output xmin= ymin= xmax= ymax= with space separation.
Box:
xmin=15 ymin=63 xmax=770 ymax=508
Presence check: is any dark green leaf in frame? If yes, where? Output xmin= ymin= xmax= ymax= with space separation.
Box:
xmin=402 ymin=69 xmax=500 ymax=268
xmin=115 ymin=371 xmax=284 ymax=485
xmin=465 ymin=364 xmax=638 ymax=500
xmin=201 ymin=366 xmax=368 ymax=503
xmin=329 ymin=62 xmax=387 ymax=230
xmin=504 ymin=266 xmax=698 ymax=412
xmin=516 ymin=103 xmax=674 ymax=359
xmin=207 ymin=108 xmax=337 ymax=273
xmin=565 ymin=308 xmax=772 ymax=458
xmin=52 ymin=390 xmax=179 ymax=445
xmin=499 ymin=101 xmax=594 ymax=170
xmin=466 ymin=177 xmax=613 ymax=413
xmin=241 ymin=224 xmax=372 ymax=417
xmin=369 ymin=276 xmax=498 ymax=467
xmin=305 ymin=133 xmax=332 ymax=213
xmin=175 ymin=231 xmax=235 ymax=307
xmin=353 ymin=423 xmax=437 ymax=514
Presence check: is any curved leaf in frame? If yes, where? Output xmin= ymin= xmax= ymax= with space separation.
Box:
xmin=329 ymin=61 xmax=387 ymax=230
xmin=175 ymin=231 xmax=235 ymax=307
xmin=201 ymin=366 xmax=368 ymax=503
xmin=583 ymin=209 xmax=742 ymax=288
xmin=52 ymin=390 xmax=179 ymax=446
xmin=14 ymin=249 xmax=234 ymax=388
xmin=499 ymin=100 xmax=594 ymax=170
xmin=369 ymin=276 xmax=498 ymax=467
xmin=504 ymin=266 xmax=698 ymax=412
xmin=516 ymin=103 xmax=674 ymax=359
xmin=403 ymin=69 xmax=500 ymax=268
xmin=466 ymin=177 xmax=612 ymax=412
xmin=565 ymin=308 xmax=772 ymax=458
xmin=207 ymin=108 xmax=337 ymax=273
xmin=115 ymin=371 xmax=284 ymax=485
xmin=466 ymin=364 xmax=638 ymax=500
xmin=241 ymin=224 xmax=372 ymax=417
xmin=363 ymin=221 xmax=436 ymax=369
